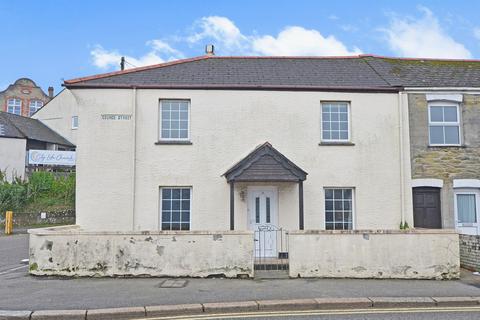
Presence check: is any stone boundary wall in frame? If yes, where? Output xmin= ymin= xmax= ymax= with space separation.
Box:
xmin=28 ymin=226 xmax=254 ymax=278
xmin=459 ymin=234 xmax=480 ymax=271
xmin=0 ymin=209 xmax=75 ymax=226
xmin=288 ymin=229 xmax=460 ymax=279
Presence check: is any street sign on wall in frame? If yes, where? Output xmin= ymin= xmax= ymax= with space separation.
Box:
xmin=27 ymin=150 xmax=76 ymax=166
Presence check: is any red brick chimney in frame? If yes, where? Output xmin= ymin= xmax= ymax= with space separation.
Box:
xmin=48 ymin=86 xmax=54 ymax=98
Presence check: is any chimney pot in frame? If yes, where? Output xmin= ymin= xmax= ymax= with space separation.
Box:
xmin=205 ymin=44 xmax=215 ymax=56
xmin=48 ymin=86 xmax=54 ymax=98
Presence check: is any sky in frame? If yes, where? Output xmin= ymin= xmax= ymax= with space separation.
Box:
xmin=1 ymin=0 xmax=480 ymax=94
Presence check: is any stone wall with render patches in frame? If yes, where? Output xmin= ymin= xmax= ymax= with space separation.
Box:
xmin=288 ymin=229 xmax=460 ymax=279
xmin=28 ymin=226 xmax=254 ymax=278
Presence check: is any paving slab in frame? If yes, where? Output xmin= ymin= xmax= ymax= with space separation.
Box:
xmin=86 ymin=306 xmax=145 ymax=320
xmin=0 ymin=310 xmax=32 ymax=320
xmin=145 ymin=304 xmax=203 ymax=317
xmin=370 ymin=296 xmax=436 ymax=308
xmin=31 ymin=309 xmax=86 ymax=320
xmin=257 ymin=299 xmax=317 ymax=311
xmin=203 ymin=301 xmax=258 ymax=313
xmin=315 ymin=297 xmax=373 ymax=309
xmin=432 ymin=296 xmax=480 ymax=306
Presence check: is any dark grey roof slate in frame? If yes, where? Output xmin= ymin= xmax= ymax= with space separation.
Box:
xmin=224 ymin=142 xmax=307 ymax=182
xmin=65 ymin=56 xmax=394 ymax=90
xmin=64 ymin=55 xmax=480 ymax=90
xmin=0 ymin=111 xmax=74 ymax=147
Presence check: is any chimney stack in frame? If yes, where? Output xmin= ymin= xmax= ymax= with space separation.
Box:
xmin=48 ymin=86 xmax=54 ymax=98
xmin=205 ymin=44 xmax=215 ymax=56
xmin=120 ymin=56 xmax=125 ymax=71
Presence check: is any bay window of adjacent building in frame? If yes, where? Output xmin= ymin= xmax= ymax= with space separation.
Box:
xmin=7 ymin=98 xmax=22 ymax=115
xmin=324 ymin=188 xmax=354 ymax=230
xmin=159 ymin=100 xmax=190 ymax=141
xmin=160 ymin=187 xmax=191 ymax=230
xmin=321 ymin=102 xmax=350 ymax=142
xmin=428 ymin=102 xmax=461 ymax=146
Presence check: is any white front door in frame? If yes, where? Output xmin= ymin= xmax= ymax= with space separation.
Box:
xmin=248 ymin=187 xmax=278 ymax=258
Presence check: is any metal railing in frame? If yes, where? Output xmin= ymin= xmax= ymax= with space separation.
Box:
xmin=254 ymin=227 xmax=289 ymax=271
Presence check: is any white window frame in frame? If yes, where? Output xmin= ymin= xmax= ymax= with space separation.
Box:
xmin=323 ymin=187 xmax=355 ymax=230
xmin=320 ymin=101 xmax=351 ymax=143
xmin=158 ymin=99 xmax=191 ymax=141
xmin=159 ymin=186 xmax=192 ymax=230
xmin=29 ymin=100 xmax=43 ymax=116
xmin=428 ymin=101 xmax=461 ymax=146
xmin=454 ymin=188 xmax=480 ymax=235
xmin=7 ymin=98 xmax=22 ymax=115
xmin=71 ymin=116 xmax=79 ymax=129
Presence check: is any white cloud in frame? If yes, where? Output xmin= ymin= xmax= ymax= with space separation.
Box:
xmin=91 ymin=39 xmax=184 ymax=70
xmin=252 ymin=26 xmax=361 ymax=56
xmin=188 ymin=16 xmax=361 ymax=56
xmin=381 ymin=6 xmax=471 ymax=59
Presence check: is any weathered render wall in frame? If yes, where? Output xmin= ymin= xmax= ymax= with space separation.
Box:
xmin=70 ymin=88 xmax=413 ymax=231
xmin=409 ymin=93 xmax=480 ymax=228
xmin=459 ymin=234 xmax=480 ymax=271
xmin=0 ymin=137 xmax=26 ymax=180
xmin=32 ymin=89 xmax=78 ymax=145
xmin=289 ymin=229 xmax=459 ymax=279
xmin=29 ymin=226 xmax=254 ymax=277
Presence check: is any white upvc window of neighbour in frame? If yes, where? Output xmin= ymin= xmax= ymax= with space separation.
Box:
xmin=7 ymin=98 xmax=22 ymax=115
xmin=29 ymin=100 xmax=43 ymax=116
xmin=159 ymin=100 xmax=190 ymax=141
xmin=71 ymin=116 xmax=79 ymax=129
xmin=160 ymin=187 xmax=191 ymax=230
xmin=321 ymin=102 xmax=350 ymax=142
xmin=324 ymin=188 xmax=354 ymax=230
xmin=454 ymin=189 xmax=480 ymax=235
xmin=428 ymin=102 xmax=461 ymax=146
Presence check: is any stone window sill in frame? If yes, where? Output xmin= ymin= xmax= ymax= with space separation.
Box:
xmin=428 ymin=145 xmax=466 ymax=149
xmin=319 ymin=142 xmax=355 ymax=146
xmin=155 ymin=140 xmax=193 ymax=145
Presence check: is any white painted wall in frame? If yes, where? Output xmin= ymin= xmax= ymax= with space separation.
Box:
xmin=70 ymin=88 xmax=413 ymax=231
xmin=289 ymin=229 xmax=459 ymax=279
xmin=32 ymin=89 xmax=78 ymax=145
xmin=0 ymin=137 xmax=26 ymax=180
xmin=29 ymin=226 xmax=254 ymax=278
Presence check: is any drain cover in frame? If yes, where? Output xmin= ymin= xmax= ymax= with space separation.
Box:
xmin=158 ymin=279 xmax=188 ymax=288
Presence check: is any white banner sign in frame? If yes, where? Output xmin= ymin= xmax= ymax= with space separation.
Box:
xmin=28 ymin=150 xmax=76 ymax=166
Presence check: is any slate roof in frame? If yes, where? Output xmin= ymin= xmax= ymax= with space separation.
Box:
xmin=0 ymin=111 xmax=74 ymax=147
xmin=64 ymin=55 xmax=480 ymax=90
xmin=224 ymin=142 xmax=307 ymax=182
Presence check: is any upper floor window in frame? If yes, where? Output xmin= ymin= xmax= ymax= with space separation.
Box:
xmin=321 ymin=102 xmax=350 ymax=142
xmin=71 ymin=116 xmax=79 ymax=129
xmin=159 ymin=100 xmax=190 ymax=141
xmin=29 ymin=100 xmax=43 ymax=116
xmin=7 ymin=98 xmax=22 ymax=115
xmin=428 ymin=103 xmax=460 ymax=146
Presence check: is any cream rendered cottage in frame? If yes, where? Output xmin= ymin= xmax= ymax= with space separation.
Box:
xmin=28 ymin=54 xmax=459 ymax=279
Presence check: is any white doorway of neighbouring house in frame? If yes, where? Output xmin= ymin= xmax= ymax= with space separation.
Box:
xmin=248 ymin=186 xmax=278 ymax=258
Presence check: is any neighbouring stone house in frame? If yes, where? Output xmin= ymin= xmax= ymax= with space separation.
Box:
xmin=29 ymin=53 xmax=461 ymax=279
xmin=0 ymin=78 xmax=53 ymax=117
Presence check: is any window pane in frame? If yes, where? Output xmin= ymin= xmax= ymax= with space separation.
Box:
xmin=325 ymin=189 xmax=333 ymax=199
xmin=322 ymin=113 xmax=330 ymax=121
xmin=339 ymin=122 xmax=348 ymax=130
xmin=340 ymin=131 xmax=348 ymax=140
xmin=325 ymin=222 xmax=334 ymax=230
xmin=161 ymin=223 xmax=171 ymax=230
xmin=172 ymin=189 xmax=181 ymax=199
xmin=429 ymin=126 xmax=444 ymax=144
xmin=322 ymin=131 xmax=331 ymax=140
xmin=344 ymin=189 xmax=352 ymax=199
xmin=171 ymin=121 xmax=179 ymax=129
xmin=179 ymin=130 xmax=188 ymax=139
xmin=162 ymin=211 xmax=170 ymax=221
xmin=161 ymin=129 xmax=170 ymax=139
xmin=255 ymin=197 xmax=260 ymax=223
xmin=322 ymin=105 xmax=331 ymax=112
xmin=162 ymin=189 xmax=172 ymax=198
xmin=162 ymin=200 xmax=171 ymax=210
xmin=339 ymin=113 xmax=348 ymax=121
xmin=331 ymin=131 xmax=339 ymax=139
xmin=161 ymin=188 xmax=191 ymax=230
xmin=181 ymin=200 xmax=189 ymax=210
xmin=445 ymin=126 xmax=460 ymax=144
xmin=444 ymin=107 xmax=457 ymax=122
xmin=181 ymin=211 xmax=190 ymax=221
xmin=162 ymin=120 xmax=170 ymax=129
xmin=266 ymin=197 xmax=271 ymax=223
xmin=331 ymin=113 xmax=339 ymax=121
xmin=338 ymin=104 xmax=348 ymax=112
xmin=322 ymin=121 xmax=330 ymax=130
xmin=430 ymin=107 xmax=443 ymax=122
xmin=170 ymin=130 xmax=179 ymax=138
xmin=325 ymin=200 xmax=333 ymax=210
xmin=172 ymin=200 xmax=180 ymax=210
xmin=172 ymin=211 xmax=180 ymax=222
xmin=334 ymin=189 xmax=343 ymax=198
xmin=181 ymin=189 xmax=190 ymax=198
xmin=171 ymin=223 xmax=181 ymax=230
xmin=180 ymin=223 xmax=190 ymax=230
xmin=457 ymin=194 xmax=476 ymax=223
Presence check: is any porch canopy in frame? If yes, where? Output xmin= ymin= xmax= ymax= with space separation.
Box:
xmin=224 ymin=142 xmax=307 ymax=230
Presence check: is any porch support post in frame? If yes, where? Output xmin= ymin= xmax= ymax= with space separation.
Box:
xmin=299 ymin=180 xmax=304 ymax=230
xmin=230 ymin=181 xmax=235 ymax=230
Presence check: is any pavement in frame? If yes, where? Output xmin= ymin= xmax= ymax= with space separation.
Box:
xmin=2 ymin=234 xmax=480 ymax=319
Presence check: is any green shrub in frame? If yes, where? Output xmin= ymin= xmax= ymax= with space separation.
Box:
xmin=0 ymin=180 xmax=27 ymax=213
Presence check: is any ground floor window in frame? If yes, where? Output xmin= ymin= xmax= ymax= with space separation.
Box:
xmin=160 ymin=187 xmax=191 ymax=230
xmin=324 ymin=188 xmax=353 ymax=230
xmin=454 ymin=189 xmax=480 ymax=235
